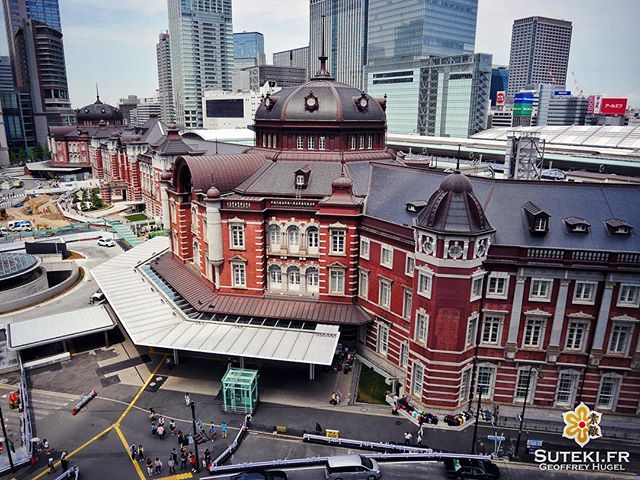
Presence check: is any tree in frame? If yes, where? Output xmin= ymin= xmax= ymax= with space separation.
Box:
xmin=41 ymin=145 xmax=51 ymax=160
xmin=90 ymin=188 xmax=104 ymax=209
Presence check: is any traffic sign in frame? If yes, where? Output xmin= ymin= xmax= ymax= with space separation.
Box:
xmin=487 ymin=435 xmax=505 ymax=441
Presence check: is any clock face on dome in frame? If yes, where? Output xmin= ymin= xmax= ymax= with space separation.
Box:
xmin=265 ymin=97 xmax=272 ymax=107
xmin=358 ymin=97 xmax=368 ymax=108
xmin=306 ymin=97 xmax=317 ymax=107
xmin=304 ymin=92 xmax=319 ymax=112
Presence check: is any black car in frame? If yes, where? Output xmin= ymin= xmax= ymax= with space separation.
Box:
xmin=230 ymin=471 xmax=288 ymax=480
xmin=443 ymin=458 xmax=500 ymax=480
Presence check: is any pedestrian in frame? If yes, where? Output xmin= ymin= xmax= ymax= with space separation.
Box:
xmin=416 ymin=432 xmax=423 ymax=446
xmin=169 ymin=419 xmax=177 ymax=435
xmin=43 ymin=438 xmax=50 ymax=454
xmin=204 ymin=447 xmax=211 ymax=465
xmin=315 ymin=422 xmax=322 ymax=435
xmin=177 ymin=431 xmax=185 ymax=446
xmin=130 ymin=444 xmax=137 ymax=461
xmin=166 ymin=357 xmax=173 ymax=370
xmin=158 ymin=416 xmax=165 ymax=427
xmin=189 ymin=452 xmax=197 ymax=471
xmin=47 ymin=457 xmax=55 ymax=473
xmin=330 ymin=391 xmax=337 ymax=405
xmin=209 ymin=423 xmax=217 ymax=442
xmin=404 ymin=431 xmax=412 ymax=445
xmin=184 ymin=392 xmax=191 ymax=405
xmin=149 ymin=408 xmax=157 ymax=422
xmin=60 ymin=452 xmax=68 ymax=471
xmin=180 ymin=452 xmax=188 ymax=470
xmin=245 ymin=413 xmax=252 ymax=427
xmin=154 ymin=457 xmax=163 ymax=474
xmin=418 ymin=424 xmax=425 ymax=438
xmin=151 ymin=420 xmax=157 ymax=437
xmin=138 ymin=444 xmax=145 ymax=462
xmin=221 ymin=421 xmax=228 ymax=439
xmin=146 ymin=458 xmax=153 ymax=477
xmin=157 ymin=424 xmax=165 ymax=439
xmin=167 ymin=457 xmax=176 ymax=474
xmin=171 ymin=447 xmax=178 ymax=463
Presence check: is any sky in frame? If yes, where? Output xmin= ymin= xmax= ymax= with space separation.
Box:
xmin=6 ymin=0 xmax=638 ymax=109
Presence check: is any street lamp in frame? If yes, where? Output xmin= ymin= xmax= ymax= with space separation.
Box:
xmin=514 ymin=365 xmax=543 ymax=459
xmin=189 ymin=401 xmax=200 ymax=472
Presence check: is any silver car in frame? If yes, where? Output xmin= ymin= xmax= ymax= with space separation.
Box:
xmin=325 ymin=455 xmax=381 ymax=480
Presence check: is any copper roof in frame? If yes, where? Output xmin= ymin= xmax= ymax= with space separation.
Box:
xmin=151 ymin=253 xmax=370 ymax=326
xmin=173 ymin=154 xmax=267 ymax=194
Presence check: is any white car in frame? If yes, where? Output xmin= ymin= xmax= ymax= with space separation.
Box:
xmin=97 ymin=237 xmax=116 ymax=247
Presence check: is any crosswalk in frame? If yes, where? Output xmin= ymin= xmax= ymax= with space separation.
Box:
xmin=0 ymin=192 xmax=26 ymax=209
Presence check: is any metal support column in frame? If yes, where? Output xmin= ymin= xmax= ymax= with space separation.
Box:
xmin=0 ymin=405 xmax=14 ymax=472
xmin=104 ymin=331 xmax=109 ymax=348
xmin=239 ymin=357 xmax=245 ymax=369
xmin=309 ymin=364 xmax=315 ymax=380
xmin=173 ymin=349 xmax=179 ymax=366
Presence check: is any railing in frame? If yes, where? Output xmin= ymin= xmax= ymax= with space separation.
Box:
xmin=571 ymin=251 xmax=609 ymax=262
xmin=526 ymin=248 xmax=564 ymax=260
xmin=617 ymin=253 xmax=640 ymax=265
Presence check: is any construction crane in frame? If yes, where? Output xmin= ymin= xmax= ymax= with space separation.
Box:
xmin=572 ymin=71 xmax=584 ymax=96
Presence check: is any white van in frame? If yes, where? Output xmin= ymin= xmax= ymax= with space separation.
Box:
xmin=325 ymin=455 xmax=381 ymax=480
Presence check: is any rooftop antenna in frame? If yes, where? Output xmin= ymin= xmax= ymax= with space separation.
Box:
xmin=456 ymin=144 xmax=461 ymax=171
xmin=314 ymin=14 xmax=332 ymax=79
xmin=96 ymin=83 xmax=100 ymax=102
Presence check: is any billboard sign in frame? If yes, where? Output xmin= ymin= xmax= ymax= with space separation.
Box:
xmin=588 ymin=95 xmax=603 ymax=114
xmin=600 ymin=98 xmax=628 ymax=115
xmin=513 ymin=92 xmax=534 ymax=115
xmin=554 ymin=90 xmax=571 ymax=96
xmin=496 ymin=91 xmax=505 ymax=106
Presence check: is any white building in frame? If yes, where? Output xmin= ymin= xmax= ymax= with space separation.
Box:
xmin=156 ymin=32 xmax=175 ymax=124
xmin=203 ymin=83 xmax=280 ymax=130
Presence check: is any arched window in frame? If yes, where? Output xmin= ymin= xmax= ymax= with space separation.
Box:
xmin=268 ymin=225 xmax=281 ymax=249
xmin=307 ymin=226 xmax=319 ymax=250
xmin=287 ymin=225 xmax=300 ymax=250
xmin=306 ymin=267 xmax=319 ymax=290
xmin=288 ymin=266 xmax=301 ymax=288
xmin=268 ymin=265 xmax=282 ymax=288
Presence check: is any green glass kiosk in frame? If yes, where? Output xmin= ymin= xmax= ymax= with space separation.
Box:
xmin=221 ymin=367 xmax=259 ymax=414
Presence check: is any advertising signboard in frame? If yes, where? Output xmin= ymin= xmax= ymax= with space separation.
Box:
xmin=496 ymin=91 xmax=505 ymax=106
xmin=600 ymin=98 xmax=628 ymax=115
xmin=554 ymin=90 xmax=571 ymax=96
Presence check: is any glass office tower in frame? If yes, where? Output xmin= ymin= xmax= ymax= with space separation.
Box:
xmin=234 ymin=31 xmax=265 ymax=69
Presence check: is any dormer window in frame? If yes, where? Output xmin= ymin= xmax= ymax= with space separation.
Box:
xmin=406 ymin=200 xmax=427 ymax=213
xmin=523 ymin=201 xmax=550 ymax=235
xmin=564 ymin=217 xmax=590 ymax=233
xmin=534 ymin=217 xmax=547 ymax=232
xmin=605 ymin=219 xmax=633 ymax=236
xmin=294 ymin=166 xmax=311 ymax=189
xmin=296 ymin=174 xmax=305 ymax=187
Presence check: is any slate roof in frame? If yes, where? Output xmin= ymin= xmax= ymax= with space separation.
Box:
xmin=361 ymin=163 xmax=640 ymax=251
xmin=174 ymin=154 xmax=267 ymax=194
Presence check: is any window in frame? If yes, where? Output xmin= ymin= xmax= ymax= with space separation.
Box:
xmin=618 ymin=285 xmax=640 ymax=307
xmin=296 ymin=135 xmax=303 ymax=150
xmin=411 ymin=362 xmax=424 ymax=397
xmin=308 ymin=136 xmax=314 ymax=149
xmin=405 ymin=254 xmax=415 ymax=276
xmin=262 ymin=133 xmax=266 ymax=147
xmin=306 ymin=267 xmax=319 ymax=289
xmin=330 ymin=229 xmax=346 ymax=254
xmin=466 ymin=316 xmax=478 ymax=346
xmin=377 ymin=323 xmax=389 ymax=355
xmin=359 ymin=135 xmax=364 ymax=149
xmin=288 ymin=266 xmax=301 ymax=288
xmin=329 ymin=269 xmax=345 ymax=294
xmin=367 ymin=135 xmax=373 ymax=149
xmin=319 ymin=136 xmax=326 ymax=150
xmin=295 ymin=174 xmax=305 ymax=187
xmin=418 ymin=271 xmax=432 ymax=297
xmin=287 ymin=226 xmax=300 ymax=249
xmin=267 ymin=134 xmax=272 ymax=148
xmin=523 ymin=318 xmax=546 ymax=348
xmin=574 ymin=282 xmax=596 ymax=303
xmin=530 ymin=279 xmax=552 ymax=301
xmin=514 ymin=369 xmax=534 ymax=402
xmin=608 ymin=324 xmax=632 ymax=354
xmin=471 ymin=276 xmax=483 ymax=301
xmin=476 ymin=365 xmax=494 ymax=397
xmin=555 ymin=372 xmax=578 ymax=405
xmin=358 ymin=270 xmax=369 ymax=299
xmin=402 ymin=289 xmax=412 ymax=319
xmin=380 ymin=245 xmax=393 ymax=268
xmin=232 ymin=262 xmax=246 ymax=287
xmin=268 ymin=265 xmax=282 ymax=287
xmin=307 ymin=226 xmax=319 ymax=250
xmin=273 ymin=134 xmax=277 ymax=148
xmin=360 ymin=238 xmax=370 ymax=259
xmin=268 ymin=225 xmax=281 ymax=248
xmin=460 ymin=369 xmax=471 ymax=401
xmin=534 ymin=217 xmax=547 ymax=232
xmin=350 ymin=135 xmax=356 ymax=150
xmin=565 ymin=321 xmax=587 ymax=350
xmin=400 ymin=342 xmax=409 ymax=367
xmin=596 ymin=376 xmax=621 ymax=409
xmin=379 ymin=279 xmax=391 ymax=309
xmin=487 ymin=275 xmax=508 ymax=298
xmin=481 ymin=315 xmax=502 ymax=345
xmin=415 ymin=311 xmax=428 ymax=343
xmin=230 ymin=224 xmax=245 ymax=249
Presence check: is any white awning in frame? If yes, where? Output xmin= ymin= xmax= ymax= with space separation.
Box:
xmin=91 ymin=238 xmax=340 ymax=365
xmin=7 ymin=305 xmax=116 ymax=350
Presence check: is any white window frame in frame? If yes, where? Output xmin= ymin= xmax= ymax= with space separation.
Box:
xmin=617 ymin=284 xmax=640 ymax=307
xmin=486 ymin=273 xmax=509 ymax=299
xmin=565 ymin=320 xmax=588 ymax=351
xmin=359 ymin=135 xmax=365 ymax=150
xmin=475 ymin=365 xmax=495 ymax=399
xmin=405 ymin=254 xmax=415 ymax=277
xmin=296 ymin=135 xmax=303 ymax=150
xmin=329 ymin=268 xmax=345 ymax=295
xmin=480 ymin=314 xmax=503 ymax=346
xmin=306 ymin=226 xmax=319 ymax=250
xmin=380 ymin=245 xmax=393 ymax=268
xmin=573 ymin=281 xmax=596 ymax=305
xmin=529 ymin=278 xmax=552 ymax=302
xmin=350 ymin=135 xmax=356 ymax=150
xmin=306 ymin=267 xmax=319 ymax=289
xmin=359 ymin=237 xmax=370 ymax=260
xmin=230 ymin=223 xmax=245 ymax=249
xmin=465 ymin=315 xmax=478 ymax=347
xmin=295 ymin=174 xmax=305 ymax=187
xmin=596 ymin=374 xmax=621 ymax=410
xmin=555 ymin=371 xmax=579 ymax=406
xmin=358 ymin=270 xmax=369 ymax=299
xmin=470 ymin=275 xmax=484 ymax=301
xmin=415 ymin=311 xmax=428 ymax=343
xmin=608 ymin=323 xmax=633 ymax=355
xmin=367 ymin=135 xmax=373 ymax=149
xmin=231 ymin=261 xmax=246 ymax=288
xmin=378 ymin=278 xmax=392 ymax=309
xmin=377 ymin=323 xmax=389 ymax=355
xmin=330 ymin=229 xmax=346 ymax=255
xmin=417 ymin=270 xmax=433 ymax=298
xmin=268 ymin=264 xmax=282 ymax=288
xmin=287 ymin=266 xmax=301 ymax=288
xmin=307 ymin=136 xmax=314 ymax=150
xmin=522 ymin=317 xmax=547 ymax=348
xmin=400 ymin=342 xmax=409 ymax=367
xmin=411 ymin=362 xmax=424 ymax=398
xmin=534 ymin=216 xmax=547 ymax=232
xmin=287 ymin=225 xmax=300 ymax=250
xmin=402 ymin=288 xmax=412 ymax=319
xmin=268 ymin=224 xmax=281 ymax=249
xmin=514 ymin=368 xmax=536 ymax=403
xmin=460 ymin=368 xmax=472 ymax=401
xmin=319 ymin=136 xmax=326 ymax=150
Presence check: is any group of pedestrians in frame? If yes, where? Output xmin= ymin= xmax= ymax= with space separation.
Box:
xmin=403 ymin=424 xmax=425 ymax=447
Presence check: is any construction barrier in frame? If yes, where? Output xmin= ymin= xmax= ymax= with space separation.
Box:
xmin=72 ymin=389 xmax=97 ymax=415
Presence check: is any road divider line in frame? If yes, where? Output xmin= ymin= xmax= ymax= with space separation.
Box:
xmin=114 ymin=424 xmax=145 ymax=479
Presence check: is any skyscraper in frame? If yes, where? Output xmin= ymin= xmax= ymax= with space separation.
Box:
xmin=233 ymin=32 xmax=265 ymax=70
xmin=168 ymin=0 xmax=233 ymax=129
xmin=490 ymin=66 xmax=509 ymax=106
xmin=156 ymin=32 xmax=175 ymax=124
xmin=309 ymin=0 xmax=368 ymax=90
xmin=273 ymin=46 xmax=310 ymax=80
xmin=507 ymin=16 xmax=572 ymax=97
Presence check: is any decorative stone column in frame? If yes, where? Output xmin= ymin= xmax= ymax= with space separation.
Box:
xmin=505 ymin=275 xmax=526 ymax=359
xmin=205 ymin=187 xmax=223 ymax=288
xmin=159 ymin=172 xmax=172 ymax=230
xmin=590 ymin=281 xmax=615 ymax=366
xmin=547 ymin=278 xmax=570 ymax=362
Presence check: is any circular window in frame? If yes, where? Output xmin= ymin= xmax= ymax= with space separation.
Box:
xmin=101 ymin=108 xmax=106 ymax=113
xmin=421 ymin=236 xmax=434 ymax=255
xmin=448 ymin=242 xmax=463 ymax=259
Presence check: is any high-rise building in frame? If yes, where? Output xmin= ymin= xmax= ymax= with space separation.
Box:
xmin=309 ymin=0 xmax=368 ymax=90
xmin=118 ymin=95 xmax=140 ymax=126
xmin=507 ymin=16 xmax=572 ymax=97
xmin=273 ymin=46 xmax=310 ymax=79
xmin=2 ymin=0 xmax=74 ymax=149
xmin=168 ymin=0 xmax=233 ymax=129
xmin=156 ymin=32 xmax=175 ymax=124
xmin=134 ymin=96 xmax=162 ymax=126
xmin=534 ymin=84 xmax=588 ymax=127
xmin=366 ymin=0 xmax=478 ymax=67
xmin=241 ymin=65 xmax=307 ymax=92
xmin=490 ymin=66 xmax=509 ymax=106
xmin=366 ymin=53 xmax=492 ymax=137
xmin=233 ymin=31 xmax=265 ymax=70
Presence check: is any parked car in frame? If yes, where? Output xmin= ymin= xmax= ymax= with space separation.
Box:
xmin=443 ymin=458 xmax=500 ymax=480
xmin=230 ymin=471 xmax=288 ymax=480
xmin=97 ymin=237 xmax=116 ymax=247
xmin=325 ymin=455 xmax=381 ymax=480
